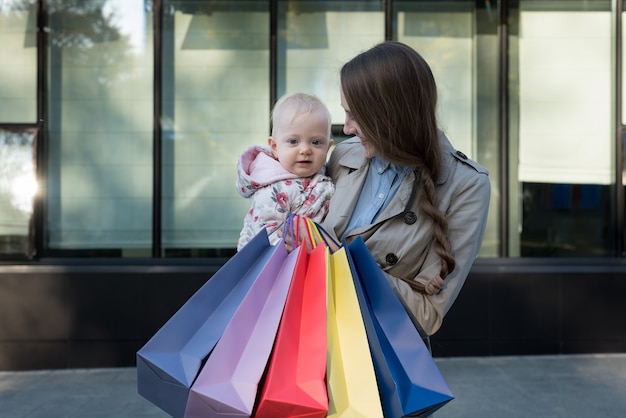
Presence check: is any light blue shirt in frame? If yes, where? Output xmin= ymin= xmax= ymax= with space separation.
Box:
xmin=342 ymin=157 xmax=412 ymax=240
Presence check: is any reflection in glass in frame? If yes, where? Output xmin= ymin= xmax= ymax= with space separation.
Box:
xmin=514 ymin=0 xmax=615 ymax=256
xmin=161 ymin=1 xmax=269 ymax=255
xmin=394 ymin=1 xmax=500 ymax=257
xmin=46 ymin=0 xmax=153 ymax=256
xmin=0 ymin=0 xmax=37 ymax=122
xmin=276 ymin=1 xmax=384 ymax=125
xmin=0 ymin=130 xmax=36 ymax=257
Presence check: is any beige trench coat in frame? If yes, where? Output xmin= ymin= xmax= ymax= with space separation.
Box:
xmin=321 ymin=134 xmax=491 ymax=336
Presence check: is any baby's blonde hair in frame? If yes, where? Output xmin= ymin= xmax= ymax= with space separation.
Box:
xmin=271 ymin=92 xmax=332 ymax=137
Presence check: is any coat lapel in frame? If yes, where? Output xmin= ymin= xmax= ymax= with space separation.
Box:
xmin=334 ymin=151 xmax=418 ymax=239
xmin=376 ymin=172 xmax=417 ymax=223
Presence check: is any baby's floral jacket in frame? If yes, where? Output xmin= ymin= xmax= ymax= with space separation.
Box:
xmin=236 ymin=145 xmax=334 ymax=250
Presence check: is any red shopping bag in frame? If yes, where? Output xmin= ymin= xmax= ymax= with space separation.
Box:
xmin=254 ymin=242 xmax=328 ymax=418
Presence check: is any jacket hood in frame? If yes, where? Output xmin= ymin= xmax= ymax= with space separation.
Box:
xmin=236 ymin=145 xmax=297 ymax=197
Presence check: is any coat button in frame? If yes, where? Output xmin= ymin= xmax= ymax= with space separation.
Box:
xmin=456 ymin=150 xmax=468 ymax=159
xmin=403 ymin=211 xmax=417 ymax=225
xmin=385 ymin=253 xmax=398 ymax=265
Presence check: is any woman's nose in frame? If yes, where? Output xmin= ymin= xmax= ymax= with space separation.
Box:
xmin=343 ymin=120 xmax=356 ymax=135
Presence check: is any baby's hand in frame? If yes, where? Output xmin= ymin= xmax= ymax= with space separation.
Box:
xmin=424 ymin=275 xmax=445 ymax=295
xmin=283 ymin=215 xmax=318 ymax=253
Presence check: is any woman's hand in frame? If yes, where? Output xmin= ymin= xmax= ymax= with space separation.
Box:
xmin=283 ymin=215 xmax=317 ymax=253
xmin=283 ymin=215 xmax=338 ymax=253
xmin=424 ymin=275 xmax=445 ymax=295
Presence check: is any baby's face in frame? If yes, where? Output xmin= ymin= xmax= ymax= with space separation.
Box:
xmin=269 ymin=107 xmax=332 ymax=178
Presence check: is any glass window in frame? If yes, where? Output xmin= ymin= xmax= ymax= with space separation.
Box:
xmin=394 ymin=1 xmax=500 ymax=257
xmin=276 ymin=1 xmax=384 ymax=126
xmin=512 ymin=0 xmax=615 ymax=256
xmin=161 ymin=1 xmax=269 ymax=255
xmin=46 ymin=0 xmax=154 ymax=256
xmin=0 ymin=128 xmax=37 ymax=258
xmin=0 ymin=0 xmax=37 ymax=123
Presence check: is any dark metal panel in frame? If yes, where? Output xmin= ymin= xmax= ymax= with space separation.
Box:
xmin=499 ymin=0 xmax=510 ymax=257
xmin=152 ymin=0 xmax=163 ymax=258
xmin=1 ymin=261 xmax=626 ymax=368
xmin=615 ymin=0 xmax=625 ymax=256
xmin=35 ymin=0 xmax=46 ymax=259
xmin=270 ymin=0 xmax=277 ymax=112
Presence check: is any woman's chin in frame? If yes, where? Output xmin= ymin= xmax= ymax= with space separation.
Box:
xmin=361 ymin=144 xmax=375 ymax=159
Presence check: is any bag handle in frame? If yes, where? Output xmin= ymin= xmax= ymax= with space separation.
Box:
xmin=313 ymin=222 xmax=341 ymax=250
xmin=285 ymin=213 xmax=316 ymax=249
xmin=284 ymin=213 xmax=297 ymax=247
xmin=284 ymin=214 xmax=342 ymax=252
xmin=304 ymin=218 xmax=320 ymax=248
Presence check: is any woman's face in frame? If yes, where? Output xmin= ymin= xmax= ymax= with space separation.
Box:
xmin=340 ymin=87 xmax=375 ymax=158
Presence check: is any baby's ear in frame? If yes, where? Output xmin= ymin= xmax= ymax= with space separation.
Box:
xmin=268 ymin=137 xmax=277 ymax=157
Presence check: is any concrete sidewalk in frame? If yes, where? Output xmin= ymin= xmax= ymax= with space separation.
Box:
xmin=1 ymin=354 xmax=625 ymax=417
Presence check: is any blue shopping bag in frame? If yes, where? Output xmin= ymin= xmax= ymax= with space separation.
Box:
xmin=184 ymin=244 xmax=299 ymax=417
xmin=136 ymin=231 xmax=283 ymax=418
xmin=347 ymin=237 xmax=454 ymax=418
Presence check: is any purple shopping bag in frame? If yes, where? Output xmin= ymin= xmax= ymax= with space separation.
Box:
xmin=347 ymin=237 xmax=454 ymax=418
xmin=137 ymin=231 xmax=282 ymax=418
xmin=184 ymin=243 xmax=302 ymax=417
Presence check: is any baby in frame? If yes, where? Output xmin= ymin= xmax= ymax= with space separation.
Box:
xmin=236 ymin=92 xmax=335 ymax=250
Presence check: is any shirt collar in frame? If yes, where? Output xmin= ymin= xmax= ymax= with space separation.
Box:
xmin=371 ymin=156 xmax=412 ymax=177
xmin=371 ymin=156 xmax=390 ymax=174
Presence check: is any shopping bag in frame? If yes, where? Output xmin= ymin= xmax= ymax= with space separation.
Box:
xmin=136 ymin=231 xmax=279 ymax=418
xmin=347 ymin=237 xmax=454 ymax=418
xmin=326 ymin=246 xmax=384 ymax=418
xmin=254 ymin=242 xmax=328 ymax=418
xmin=184 ymin=243 xmax=301 ymax=417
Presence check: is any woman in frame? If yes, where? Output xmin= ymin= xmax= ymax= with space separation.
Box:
xmin=295 ymin=41 xmax=491 ymax=337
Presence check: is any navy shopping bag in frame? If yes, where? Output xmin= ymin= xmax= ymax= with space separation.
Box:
xmin=137 ymin=231 xmax=282 ymax=418
xmin=347 ymin=237 xmax=454 ymax=418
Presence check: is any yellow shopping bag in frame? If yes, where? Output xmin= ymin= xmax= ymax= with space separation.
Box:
xmin=326 ymin=246 xmax=383 ymax=418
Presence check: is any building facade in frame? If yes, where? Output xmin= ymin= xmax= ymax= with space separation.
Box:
xmin=1 ymin=0 xmax=626 ymax=370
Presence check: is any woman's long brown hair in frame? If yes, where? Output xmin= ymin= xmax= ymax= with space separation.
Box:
xmin=341 ymin=41 xmax=455 ymax=293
